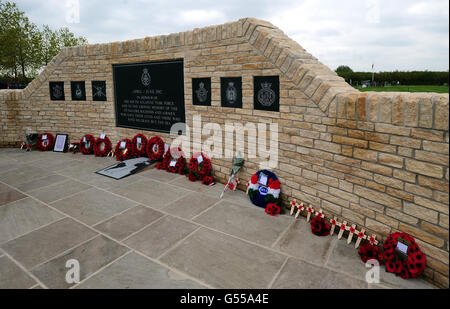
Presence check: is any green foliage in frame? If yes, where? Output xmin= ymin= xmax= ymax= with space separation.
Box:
xmin=337 ymin=70 xmax=449 ymax=86
xmin=335 ymin=65 xmax=353 ymax=73
xmin=0 ymin=0 xmax=87 ymax=82
xmin=357 ymin=85 xmax=449 ymax=94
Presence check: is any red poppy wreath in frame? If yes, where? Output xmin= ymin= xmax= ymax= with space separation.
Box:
xmin=160 ymin=147 xmax=186 ymax=174
xmin=383 ymin=232 xmax=426 ymax=279
xmin=188 ymin=152 xmax=212 ymax=182
xmin=131 ymin=134 xmax=148 ymax=157
xmin=310 ymin=216 xmax=331 ymax=237
xmin=359 ymin=242 xmax=384 ymax=264
xmin=146 ymin=136 xmax=165 ymax=161
xmin=36 ymin=133 xmax=55 ymax=152
xmin=93 ymin=136 xmax=112 ymax=157
xmin=115 ymin=138 xmax=133 ymax=161
xmin=80 ymin=134 xmax=96 ymax=155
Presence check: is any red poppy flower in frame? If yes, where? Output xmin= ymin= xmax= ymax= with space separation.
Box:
xmin=251 ymin=174 xmax=258 ymax=184
xmin=265 ymin=203 xmax=281 ymax=216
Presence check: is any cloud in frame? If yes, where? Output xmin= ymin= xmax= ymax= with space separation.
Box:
xmin=14 ymin=0 xmax=449 ymax=71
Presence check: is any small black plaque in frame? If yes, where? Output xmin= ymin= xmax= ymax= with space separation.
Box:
xmin=71 ymin=81 xmax=86 ymax=101
xmin=113 ymin=59 xmax=185 ymax=134
xmin=221 ymin=77 xmax=242 ymax=108
xmin=254 ymin=76 xmax=279 ymax=112
xmin=92 ymin=81 xmax=107 ymax=101
xmin=192 ymin=78 xmax=211 ymax=106
xmin=49 ymin=82 xmax=65 ymax=101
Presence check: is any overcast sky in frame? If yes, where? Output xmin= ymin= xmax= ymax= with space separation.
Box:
xmin=15 ymin=0 xmax=449 ymax=72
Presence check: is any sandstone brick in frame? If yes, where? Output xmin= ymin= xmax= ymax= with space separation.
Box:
xmin=422 ymin=141 xmax=449 ymax=155
xmin=361 ymin=161 xmax=392 ymax=176
xmin=434 ymin=96 xmax=449 ymax=131
xmin=353 ymin=148 xmax=378 ymax=162
xmin=418 ymin=176 xmax=449 ymax=192
xmin=392 ymin=94 xmax=405 ymax=125
xmin=386 ymin=187 xmax=414 ymax=202
xmin=374 ymin=174 xmax=403 ymax=190
xmin=355 ymin=185 xmax=402 ymax=210
xmin=365 ymin=218 xmax=391 ymax=236
xmin=386 ymin=209 xmax=419 ymax=225
xmin=415 ymin=150 xmax=449 ymax=166
xmin=365 ymin=132 xmax=390 ymax=143
xmin=332 ymin=135 xmax=368 ymax=148
xmin=314 ymin=140 xmax=341 ymax=154
xmin=414 ymin=196 xmax=449 ymax=215
xmin=421 ymin=222 xmax=449 ymax=240
xmin=399 ymin=223 xmax=445 ymax=247
xmin=404 ymin=183 xmax=433 ymax=198
xmin=411 ymin=129 xmax=444 ymax=142
xmin=404 ymin=202 xmax=439 ymax=224
xmin=375 ymin=123 xmax=410 ymax=136
xmin=366 ymin=181 xmax=385 ymax=192
xmin=405 ymin=159 xmax=444 ymax=179
xmin=390 ymin=136 xmax=421 ymax=149
xmin=342 ymin=208 xmax=365 ymax=226
xmin=378 ymin=153 xmax=404 ymax=168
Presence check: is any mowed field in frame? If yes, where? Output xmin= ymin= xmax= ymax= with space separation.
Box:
xmin=356 ymin=85 xmax=449 ymax=94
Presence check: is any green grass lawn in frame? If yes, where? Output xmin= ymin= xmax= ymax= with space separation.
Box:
xmin=356 ymin=85 xmax=449 ymax=94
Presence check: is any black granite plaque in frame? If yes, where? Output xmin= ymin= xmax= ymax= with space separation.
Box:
xmin=49 ymin=82 xmax=65 ymax=101
xmin=254 ymin=76 xmax=279 ymax=112
xmin=192 ymin=78 xmax=211 ymax=106
xmin=92 ymin=81 xmax=107 ymax=101
xmin=113 ymin=60 xmax=185 ymax=133
xmin=221 ymin=77 xmax=242 ymax=108
xmin=71 ymin=81 xmax=86 ymax=101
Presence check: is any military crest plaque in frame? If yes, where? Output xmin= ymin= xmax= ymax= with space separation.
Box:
xmin=192 ymin=78 xmax=211 ymax=106
xmin=49 ymin=82 xmax=65 ymax=101
xmin=71 ymin=81 xmax=86 ymax=101
xmin=254 ymin=76 xmax=279 ymax=112
xmin=221 ymin=77 xmax=242 ymax=108
xmin=92 ymin=81 xmax=107 ymax=101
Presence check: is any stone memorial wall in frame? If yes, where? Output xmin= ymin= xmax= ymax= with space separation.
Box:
xmin=0 ymin=18 xmax=448 ymax=287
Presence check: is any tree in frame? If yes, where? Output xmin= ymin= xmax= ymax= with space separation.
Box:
xmin=0 ymin=0 xmax=87 ymax=83
xmin=335 ymin=65 xmax=354 ymax=73
xmin=40 ymin=25 xmax=88 ymax=65
xmin=0 ymin=1 xmax=41 ymax=79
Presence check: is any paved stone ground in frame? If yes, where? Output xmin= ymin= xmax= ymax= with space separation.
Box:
xmin=0 ymin=148 xmax=436 ymax=289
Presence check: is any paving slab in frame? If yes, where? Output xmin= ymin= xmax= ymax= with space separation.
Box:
xmin=76 ymin=252 xmax=205 ymax=289
xmin=160 ymin=228 xmax=286 ymax=289
xmin=0 ymin=189 xmax=27 ymax=207
xmin=194 ymin=200 xmax=292 ymax=247
xmin=50 ymin=188 xmax=138 ymax=226
xmin=169 ymin=176 xmax=212 ymax=193
xmin=271 ymin=258 xmax=368 ymax=289
xmin=112 ymin=179 xmax=191 ymax=209
xmin=273 ymin=219 xmax=336 ymax=266
xmin=1 ymin=218 xmax=98 ymax=269
xmin=0 ymin=198 xmax=64 ymax=244
xmin=124 ymin=215 xmax=198 ymax=258
xmin=138 ymin=168 xmax=185 ymax=183
xmin=94 ymin=205 xmax=164 ymax=241
xmin=27 ymin=179 xmax=92 ymax=204
xmin=163 ymin=192 xmax=220 ymax=220
xmin=0 ymin=166 xmax=54 ymax=186
xmin=15 ymin=174 xmax=68 ymax=193
xmin=205 ymin=183 xmax=255 ymax=207
xmin=0 ymin=255 xmax=36 ymax=289
xmin=31 ymin=235 xmax=129 ymax=289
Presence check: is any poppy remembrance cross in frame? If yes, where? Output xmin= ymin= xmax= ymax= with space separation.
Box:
xmin=330 ymin=217 xmax=338 ymax=236
xmin=346 ymin=224 xmax=358 ymax=244
xmin=295 ymin=202 xmax=305 ymax=219
xmin=306 ymin=205 xmax=314 ymax=222
xmin=338 ymin=221 xmax=348 ymax=240
xmin=355 ymin=228 xmax=367 ymax=249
